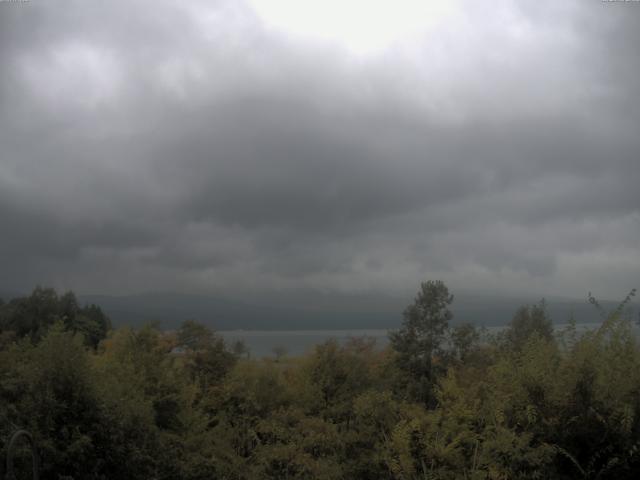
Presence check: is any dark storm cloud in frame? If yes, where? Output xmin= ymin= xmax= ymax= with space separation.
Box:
xmin=154 ymin=97 xmax=487 ymax=230
xmin=0 ymin=0 xmax=638 ymax=299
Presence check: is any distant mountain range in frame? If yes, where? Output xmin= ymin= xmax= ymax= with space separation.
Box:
xmin=65 ymin=291 xmax=634 ymax=331
xmin=1 ymin=288 xmax=632 ymax=331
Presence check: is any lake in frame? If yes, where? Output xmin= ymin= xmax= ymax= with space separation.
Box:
xmin=220 ymin=322 xmax=614 ymax=358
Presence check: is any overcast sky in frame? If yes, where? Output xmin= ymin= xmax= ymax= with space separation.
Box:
xmin=0 ymin=0 xmax=638 ymax=301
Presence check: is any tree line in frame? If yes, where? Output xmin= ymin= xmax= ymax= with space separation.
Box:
xmin=0 ymin=283 xmax=638 ymax=479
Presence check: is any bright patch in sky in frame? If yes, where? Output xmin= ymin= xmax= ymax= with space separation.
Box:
xmin=248 ymin=0 xmax=458 ymax=55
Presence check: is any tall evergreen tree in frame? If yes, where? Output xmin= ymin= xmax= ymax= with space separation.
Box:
xmin=389 ymin=280 xmax=453 ymax=405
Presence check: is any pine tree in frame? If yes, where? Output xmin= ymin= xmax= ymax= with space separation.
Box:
xmin=389 ymin=280 xmax=453 ymax=405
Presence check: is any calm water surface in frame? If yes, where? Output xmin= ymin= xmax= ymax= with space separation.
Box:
xmin=220 ymin=322 xmax=614 ymax=358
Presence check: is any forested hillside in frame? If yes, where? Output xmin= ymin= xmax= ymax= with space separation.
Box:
xmin=1 ymin=283 xmax=639 ymax=479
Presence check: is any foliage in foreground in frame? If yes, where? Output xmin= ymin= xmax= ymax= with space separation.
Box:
xmin=0 ymin=285 xmax=639 ymax=479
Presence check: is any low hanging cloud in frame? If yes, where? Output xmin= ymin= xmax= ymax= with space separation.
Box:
xmin=0 ymin=0 xmax=638 ymax=300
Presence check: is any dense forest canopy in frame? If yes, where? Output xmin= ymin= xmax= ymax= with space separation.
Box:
xmin=0 ymin=283 xmax=639 ymax=479
xmin=0 ymin=287 xmax=111 ymax=348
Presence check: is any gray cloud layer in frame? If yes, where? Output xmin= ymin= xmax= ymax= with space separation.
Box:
xmin=0 ymin=0 xmax=638 ymax=300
